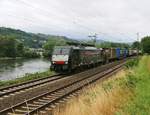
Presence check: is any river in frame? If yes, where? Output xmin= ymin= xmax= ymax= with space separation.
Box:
xmin=0 ymin=58 xmax=51 ymax=81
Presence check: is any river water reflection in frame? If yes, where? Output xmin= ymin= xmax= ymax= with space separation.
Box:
xmin=0 ymin=58 xmax=50 ymax=80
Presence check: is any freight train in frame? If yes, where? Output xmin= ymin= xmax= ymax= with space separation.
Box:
xmin=50 ymin=43 xmax=137 ymax=72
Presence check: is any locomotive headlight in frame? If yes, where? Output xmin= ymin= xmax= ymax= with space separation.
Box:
xmin=52 ymin=61 xmax=55 ymax=64
xmin=65 ymin=61 xmax=68 ymax=64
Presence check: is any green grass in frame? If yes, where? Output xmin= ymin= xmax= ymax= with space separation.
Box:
xmin=0 ymin=70 xmax=55 ymax=88
xmin=125 ymin=57 xmax=140 ymax=68
xmin=119 ymin=56 xmax=150 ymax=115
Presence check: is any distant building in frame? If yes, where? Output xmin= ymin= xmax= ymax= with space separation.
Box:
xmin=29 ymin=48 xmax=44 ymax=57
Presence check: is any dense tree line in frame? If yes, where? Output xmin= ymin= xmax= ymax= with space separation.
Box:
xmin=0 ymin=35 xmax=40 ymax=58
xmin=23 ymin=48 xmax=41 ymax=58
xmin=2 ymin=26 xmax=150 ymax=58
xmin=96 ymin=42 xmax=130 ymax=48
xmin=129 ymin=36 xmax=150 ymax=54
xmin=42 ymin=38 xmax=132 ymax=58
xmin=0 ymin=36 xmax=19 ymax=57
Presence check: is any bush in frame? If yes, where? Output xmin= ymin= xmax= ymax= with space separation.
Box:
xmin=43 ymin=50 xmax=51 ymax=58
xmin=23 ymin=50 xmax=40 ymax=58
xmin=125 ymin=58 xmax=139 ymax=68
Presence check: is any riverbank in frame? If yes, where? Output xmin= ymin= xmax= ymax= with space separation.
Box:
xmin=54 ymin=56 xmax=150 ymax=115
xmin=0 ymin=56 xmax=47 ymax=60
xmin=0 ymin=70 xmax=55 ymax=88
xmin=0 ymin=57 xmax=23 ymax=60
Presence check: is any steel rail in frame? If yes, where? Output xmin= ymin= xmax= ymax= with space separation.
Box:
xmin=0 ymin=61 xmax=126 ymax=115
xmin=0 ymin=74 xmax=67 ymax=97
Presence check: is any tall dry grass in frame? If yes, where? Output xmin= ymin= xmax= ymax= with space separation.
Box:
xmin=54 ymin=69 xmax=133 ymax=115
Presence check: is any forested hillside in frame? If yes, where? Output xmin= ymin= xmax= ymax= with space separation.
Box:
xmin=0 ymin=27 xmax=75 ymax=58
xmin=0 ymin=27 xmax=73 ymax=48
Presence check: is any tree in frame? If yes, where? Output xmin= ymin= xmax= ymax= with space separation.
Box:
xmin=16 ymin=42 xmax=24 ymax=57
xmin=141 ymin=36 xmax=150 ymax=54
xmin=23 ymin=49 xmax=40 ymax=58
xmin=0 ymin=36 xmax=17 ymax=57
xmin=132 ymin=41 xmax=140 ymax=49
xmin=0 ymin=35 xmax=26 ymax=57
xmin=6 ymin=37 xmax=17 ymax=57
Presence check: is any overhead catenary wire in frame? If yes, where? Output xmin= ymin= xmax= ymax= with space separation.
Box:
xmin=3 ymin=0 xmax=136 ymax=42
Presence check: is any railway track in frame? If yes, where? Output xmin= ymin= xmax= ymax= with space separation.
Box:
xmin=0 ymin=74 xmax=67 ymax=97
xmin=0 ymin=60 xmax=126 ymax=115
xmin=0 ymin=59 xmax=126 ymax=111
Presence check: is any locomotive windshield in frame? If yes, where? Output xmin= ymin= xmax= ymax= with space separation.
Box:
xmin=53 ymin=47 xmax=70 ymax=55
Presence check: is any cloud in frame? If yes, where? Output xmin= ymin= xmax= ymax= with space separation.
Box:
xmin=0 ymin=0 xmax=150 ymax=42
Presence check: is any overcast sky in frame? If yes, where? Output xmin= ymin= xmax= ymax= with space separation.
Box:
xmin=0 ymin=0 xmax=149 ymax=42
